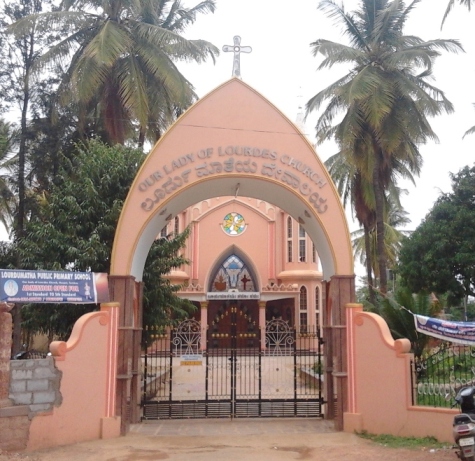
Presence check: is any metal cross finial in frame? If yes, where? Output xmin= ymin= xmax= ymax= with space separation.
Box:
xmin=222 ymin=36 xmax=252 ymax=79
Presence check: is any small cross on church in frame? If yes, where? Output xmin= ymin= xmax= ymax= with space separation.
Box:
xmin=222 ymin=36 xmax=252 ymax=79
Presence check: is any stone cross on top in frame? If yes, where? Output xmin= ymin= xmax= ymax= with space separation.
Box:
xmin=222 ymin=36 xmax=252 ymax=79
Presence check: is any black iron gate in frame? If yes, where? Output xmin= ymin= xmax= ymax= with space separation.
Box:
xmin=141 ymin=315 xmax=324 ymax=419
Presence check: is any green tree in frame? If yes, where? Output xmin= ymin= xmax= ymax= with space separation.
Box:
xmin=9 ymin=0 xmax=219 ymax=145
xmin=142 ymin=230 xmax=194 ymax=329
xmin=0 ymin=119 xmax=18 ymax=235
xmin=374 ymin=286 xmax=440 ymax=359
xmin=398 ymin=165 xmax=475 ymax=317
xmin=1 ymin=0 xmax=57 ymax=240
xmin=325 ymin=152 xmax=378 ymax=302
xmin=306 ymin=0 xmax=461 ymax=294
xmin=325 ymin=148 xmax=413 ymax=303
xmin=352 ymin=189 xmax=410 ymax=293
xmin=17 ymin=140 xmax=194 ymax=340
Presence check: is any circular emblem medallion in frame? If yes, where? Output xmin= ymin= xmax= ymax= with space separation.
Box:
xmin=222 ymin=212 xmax=246 ymax=236
xmin=4 ymin=280 xmax=18 ymax=297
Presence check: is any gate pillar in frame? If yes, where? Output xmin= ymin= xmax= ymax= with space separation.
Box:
xmin=109 ymin=275 xmax=140 ymax=434
xmin=131 ymin=281 xmax=143 ymax=424
xmin=324 ymin=275 xmax=355 ymax=430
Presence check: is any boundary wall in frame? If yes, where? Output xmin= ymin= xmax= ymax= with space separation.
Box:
xmin=10 ymin=357 xmax=62 ymax=415
xmin=26 ymin=302 xmax=121 ymax=451
xmin=344 ymin=303 xmax=456 ymax=443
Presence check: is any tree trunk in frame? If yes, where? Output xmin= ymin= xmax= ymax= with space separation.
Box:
xmin=12 ymin=25 xmax=38 ymax=352
xmin=17 ymin=69 xmax=29 ymax=240
xmin=11 ymin=305 xmax=22 ymax=357
xmin=372 ymin=151 xmax=387 ymax=294
xmin=363 ymin=223 xmax=376 ymax=305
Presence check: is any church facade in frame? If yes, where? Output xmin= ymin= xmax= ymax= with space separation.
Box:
xmin=164 ymin=196 xmax=323 ymax=348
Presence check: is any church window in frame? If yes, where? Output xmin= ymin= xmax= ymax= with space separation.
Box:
xmin=209 ymin=254 xmax=256 ymax=292
xmin=299 ymin=224 xmax=306 ymax=262
xmin=160 ymin=225 xmax=167 ymax=239
xmin=315 ymin=286 xmax=320 ymax=328
xmin=287 ymin=216 xmax=293 ymax=262
xmin=299 ymin=312 xmax=308 ymax=333
xmin=299 ymin=286 xmax=308 ymax=333
xmin=221 ymin=212 xmax=246 ymax=236
xmin=174 ymin=216 xmax=179 ymax=236
xmin=299 ymin=285 xmax=307 ymax=310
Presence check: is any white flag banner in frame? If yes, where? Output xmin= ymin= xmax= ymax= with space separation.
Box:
xmin=414 ymin=314 xmax=475 ymax=346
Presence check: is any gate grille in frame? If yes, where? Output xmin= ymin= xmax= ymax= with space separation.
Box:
xmin=141 ymin=318 xmax=324 ymax=419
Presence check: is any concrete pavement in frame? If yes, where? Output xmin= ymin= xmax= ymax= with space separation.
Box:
xmin=24 ymin=418 xmax=372 ymax=461
xmin=131 ymin=416 xmax=336 ymax=437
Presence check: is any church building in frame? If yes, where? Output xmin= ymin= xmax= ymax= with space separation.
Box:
xmin=164 ymin=192 xmax=323 ymax=347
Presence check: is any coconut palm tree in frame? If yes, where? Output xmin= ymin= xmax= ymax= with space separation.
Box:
xmin=307 ymin=0 xmax=462 ymax=294
xmin=326 ymin=148 xmax=412 ymax=302
xmin=352 ymin=188 xmax=411 ymax=285
xmin=9 ymin=0 xmax=219 ymax=145
xmin=463 ymin=104 xmax=475 ymax=138
xmin=0 ymin=119 xmax=18 ymax=235
xmin=325 ymin=150 xmax=378 ymax=302
xmin=442 ymin=0 xmax=473 ymax=27
xmin=441 ymin=2 xmax=474 ymax=136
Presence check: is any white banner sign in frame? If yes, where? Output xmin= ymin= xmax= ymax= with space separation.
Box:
xmin=414 ymin=314 xmax=475 ymax=345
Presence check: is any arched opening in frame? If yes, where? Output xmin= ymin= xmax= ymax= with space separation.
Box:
xmin=110 ymin=78 xmax=355 ymax=431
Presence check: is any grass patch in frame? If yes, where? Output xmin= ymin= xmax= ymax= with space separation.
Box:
xmin=356 ymin=431 xmax=449 ymax=449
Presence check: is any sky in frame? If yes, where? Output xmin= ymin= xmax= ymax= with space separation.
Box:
xmin=178 ymin=0 xmax=475 ymax=236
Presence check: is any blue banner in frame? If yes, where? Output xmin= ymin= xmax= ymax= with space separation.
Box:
xmin=414 ymin=314 xmax=475 ymax=345
xmin=0 ymin=269 xmax=109 ymax=304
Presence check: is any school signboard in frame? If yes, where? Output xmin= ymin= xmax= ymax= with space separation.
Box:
xmin=0 ymin=269 xmax=109 ymax=304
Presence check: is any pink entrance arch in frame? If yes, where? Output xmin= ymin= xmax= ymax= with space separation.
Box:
xmin=110 ymin=78 xmax=355 ymax=432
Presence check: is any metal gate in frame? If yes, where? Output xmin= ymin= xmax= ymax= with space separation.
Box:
xmin=141 ymin=314 xmax=324 ymax=419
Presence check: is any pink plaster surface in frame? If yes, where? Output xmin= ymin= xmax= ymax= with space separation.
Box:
xmin=111 ymin=78 xmax=354 ymax=279
xmin=27 ymin=307 xmax=120 ymax=451
xmin=167 ymin=199 xmax=325 ymax=300
xmin=345 ymin=304 xmax=456 ymax=442
xmin=187 ymin=200 xmax=272 ymax=288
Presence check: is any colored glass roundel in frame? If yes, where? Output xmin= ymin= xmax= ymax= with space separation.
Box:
xmin=222 ymin=212 xmax=246 ymax=236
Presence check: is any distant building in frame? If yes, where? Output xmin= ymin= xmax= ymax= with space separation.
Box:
xmin=164 ymin=198 xmax=322 ymax=347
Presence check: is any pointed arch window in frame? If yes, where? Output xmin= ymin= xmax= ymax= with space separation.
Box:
xmin=315 ymin=286 xmax=320 ymax=328
xmin=299 ymin=223 xmax=306 ymax=262
xmin=287 ymin=216 xmax=293 ymax=262
xmin=299 ymin=286 xmax=308 ymax=333
xmin=209 ymin=254 xmax=257 ymax=292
